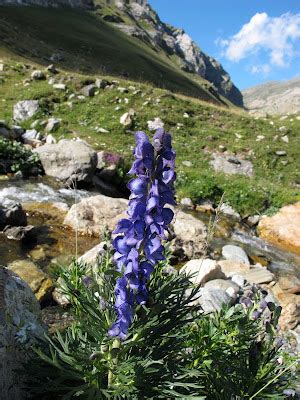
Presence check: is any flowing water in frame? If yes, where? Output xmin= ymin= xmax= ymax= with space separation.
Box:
xmin=0 ymin=176 xmax=299 ymax=281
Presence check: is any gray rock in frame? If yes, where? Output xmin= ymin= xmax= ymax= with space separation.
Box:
xmin=243 ymin=267 xmax=274 ymax=284
xmin=45 ymin=134 xmax=57 ymax=144
xmin=34 ymin=139 xmax=97 ymax=185
xmin=222 ymin=245 xmax=250 ymax=265
xmin=31 ymin=70 xmax=46 ymax=80
xmin=231 ymin=274 xmax=245 ymax=287
xmin=198 ymin=287 xmax=232 ymax=313
xmin=53 ymin=83 xmax=66 ymax=90
xmin=64 ymin=194 xmax=127 ymax=236
xmin=22 ymin=129 xmax=41 ymax=145
xmin=120 ymin=110 xmax=134 ymax=127
xmin=180 ymin=197 xmax=193 ymax=208
xmin=13 ymin=100 xmax=39 ymax=122
xmin=181 ymin=259 xmax=225 ymax=285
xmin=220 ymin=203 xmax=241 ymax=221
xmin=275 ymin=150 xmax=287 ymax=156
xmin=46 ymin=64 xmax=58 ymax=74
xmin=147 ymin=117 xmax=164 ymax=131
xmin=3 ymin=225 xmax=36 ymax=241
xmin=78 ymin=242 xmax=107 ymax=265
xmin=45 ymin=117 xmax=61 ymax=132
xmin=95 ymin=78 xmax=109 ymax=89
xmin=171 ymin=210 xmax=207 ymax=260
xmin=0 ymin=267 xmax=44 ymax=400
xmin=204 ymin=279 xmax=240 ymax=299
xmin=0 ymin=200 xmax=27 ymax=228
xmin=210 ymin=153 xmax=254 ymax=176
xmin=81 ymin=84 xmax=97 ymax=97
xmin=246 ymin=214 xmax=260 ymax=227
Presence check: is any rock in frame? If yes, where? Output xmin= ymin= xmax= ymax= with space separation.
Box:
xmin=120 ymin=110 xmax=134 ymax=127
xmin=22 ymin=129 xmax=41 ymax=145
xmin=180 ymin=197 xmax=193 ymax=208
xmin=31 ymin=70 xmax=46 ymax=80
xmin=7 ymin=260 xmax=53 ymax=303
xmin=222 ymin=245 xmax=250 ymax=265
xmin=78 ymin=242 xmax=107 ymax=265
xmin=171 ymin=210 xmax=207 ymax=260
xmin=217 ymin=260 xmax=250 ymax=278
xmin=46 ymin=64 xmax=58 ymax=74
xmin=0 ymin=267 xmax=44 ymax=400
xmin=246 ymin=214 xmax=260 ymax=227
xmin=220 ymin=203 xmax=241 ymax=221
xmin=0 ymin=200 xmax=27 ymax=228
xmin=272 ymin=284 xmax=300 ymax=330
xmin=204 ymin=279 xmax=240 ymax=298
xmin=45 ymin=133 xmax=57 ymax=144
xmin=182 ymin=160 xmax=192 ymax=167
xmin=147 ymin=117 xmax=164 ymax=131
xmin=63 ymin=194 xmax=127 ymax=236
xmin=34 ymin=139 xmax=97 ymax=185
xmin=196 ymin=200 xmax=214 ymax=213
xmin=281 ymin=135 xmax=289 ymax=143
xmin=80 ymin=84 xmax=97 ymax=97
xmin=198 ymin=286 xmax=232 ymax=313
xmin=243 ymin=267 xmax=274 ymax=284
xmin=53 ymin=83 xmax=66 ymax=90
xmin=13 ymin=100 xmax=39 ymax=122
xmin=275 ymin=150 xmax=287 ymax=156
xmin=210 ymin=153 xmax=254 ymax=176
xmin=258 ymin=202 xmax=300 ymax=254
xmin=11 ymin=125 xmax=25 ymax=140
xmin=0 ymin=63 xmax=4 ymax=71
xmin=181 ymin=259 xmax=225 ymax=285
xmin=118 ymin=87 xmax=129 ymax=93
xmin=231 ymin=274 xmax=245 ymax=287
xmin=52 ymin=277 xmax=70 ymax=308
xmin=50 ymin=53 xmax=64 ymax=62
xmin=45 ymin=117 xmax=61 ymax=132
xmin=95 ymin=78 xmax=109 ymax=89
xmin=3 ymin=225 xmax=36 ymax=241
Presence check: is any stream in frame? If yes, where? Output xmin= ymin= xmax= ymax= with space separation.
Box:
xmin=0 ymin=176 xmax=299 ymax=281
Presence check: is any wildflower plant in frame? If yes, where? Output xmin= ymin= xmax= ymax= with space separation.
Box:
xmin=23 ymin=129 xmax=298 ymax=399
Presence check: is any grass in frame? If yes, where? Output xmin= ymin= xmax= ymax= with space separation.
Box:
xmin=0 ymin=59 xmax=299 ymax=215
xmin=0 ymin=5 xmax=222 ymax=104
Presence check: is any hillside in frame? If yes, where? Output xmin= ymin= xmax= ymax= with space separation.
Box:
xmin=243 ymin=77 xmax=300 ymax=116
xmin=0 ymin=59 xmax=299 ymax=215
xmin=0 ymin=0 xmax=242 ymax=107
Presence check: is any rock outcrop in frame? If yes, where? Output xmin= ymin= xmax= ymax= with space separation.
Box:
xmin=109 ymin=1 xmax=243 ymax=106
xmin=0 ymin=267 xmax=44 ymax=400
xmin=258 ymin=202 xmax=300 ymax=255
xmin=243 ymin=77 xmax=300 ymax=116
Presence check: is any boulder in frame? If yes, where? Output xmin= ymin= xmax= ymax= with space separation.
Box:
xmin=198 ymin=287 xmax=232 ymax=313
xmin=34 ymin=139 xmax=97 ymax=185
xmin=0 ymin=200 xmax=27 ymax=228
xmin=45 ymin=117 xmax=61 ymax=132
xmin=63 ymin=194 xmax=127 ymax=236
xmin=181 ymin=259 xmax=225 ymax=285
xmin=7 ymin=260 xmax=53 ymax=303
xmin=220 ymin=203 xmax=241 ymax=221
xmin=80 ymin=84 xmax=97 ymax=97
xmin=77 ymin=242 xmax=107 ymax=265
xmin=210 ymin=153 xmax=254 ymax=176
xmin=3 ymin=225 xmax=36 ymax=241
xmin=0 ymin=267 xmax=44 ymax=400
xmin=243 ymin=267 xmax=274 ymax=285
xmin=222 ymin=245 xmax=250 ymax=265
xmin=217 ymin=260 xmax=250 ymax=278
xmin=204 ymin=278 xmax=240 ymax=297
xmin=13 ymin=100 xmax=39 ymax=122
xmin=258 ymin=202 xmax=300 ymax=254
xmin=31 ymin=70 xmax=46 ymax=80
xmin=171 ymin=210 xmax=207 ymax=260
xmin=95 ymin=78 xmax=109 ymax=89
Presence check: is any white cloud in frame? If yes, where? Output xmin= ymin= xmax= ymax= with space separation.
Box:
xmin=218 ymin=12 xmax=300 ymax=68
xmin=250 ymin=64 xmax=271 ymax=74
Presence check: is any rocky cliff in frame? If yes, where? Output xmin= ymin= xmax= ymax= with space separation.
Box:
xmin=243 ymin=77 xmax=300 ymax=116
xmin=107 ymin=0 xmax=243 ymax=106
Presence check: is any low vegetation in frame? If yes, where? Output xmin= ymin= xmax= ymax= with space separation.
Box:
xmin=0 ymin=60 xmax=299 ymax=214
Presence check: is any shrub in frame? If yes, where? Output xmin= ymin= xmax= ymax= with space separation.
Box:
xmin=0 ymin=137 xmax=42 ymax=175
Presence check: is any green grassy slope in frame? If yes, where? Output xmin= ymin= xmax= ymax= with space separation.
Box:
xmin=0 ymin=5 xmax=224 ymax=105
xmin=0 ymin=61 xmax=299 ymax=215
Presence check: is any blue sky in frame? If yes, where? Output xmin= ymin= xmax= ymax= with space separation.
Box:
xmin=149 ymin=0 xmax=300 ymax=89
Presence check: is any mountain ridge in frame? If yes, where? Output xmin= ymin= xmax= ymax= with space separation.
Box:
xmin=0 ymin=0 xmax=243 ymax=107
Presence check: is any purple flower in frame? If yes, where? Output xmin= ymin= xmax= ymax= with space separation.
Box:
xmin=109 ymin=130 xmax=176 ymax=340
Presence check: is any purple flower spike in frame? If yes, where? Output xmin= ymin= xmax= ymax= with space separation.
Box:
xmin=109 ymin=129 xmax=176 ymax=340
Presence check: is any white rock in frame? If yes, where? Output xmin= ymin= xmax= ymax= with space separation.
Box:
xmin=220 ymin=203 xmax=241 ymax=221
xmin=222 ymin=245 xmax=250 ymax=265
xmin=13 ymin=100 xmax=39 ymax=122
xmin=180 ymin=197 xmax=193 ymax=208
xmin=147 ymin=117 xmax=164 ymax=131
xmin=281 ymin=135 xmax=289 ymax=143
xmin=53 ymin=83 xmax=66 ymax=90
xmin=120 ymin=110 xmax=134 ymax=127
xmin=45 ymin=117 xmax=61 ymax=132
xmin=45 ymin=134 xmax=57 ymax=144
xmin=31 ymin=70 xmax=46 ymax=80
xmin=181 ymin=259 xmax=226 ymax=285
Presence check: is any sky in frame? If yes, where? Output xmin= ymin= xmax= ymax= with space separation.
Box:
xmin=149 ymin=0 xmax=300 ymax=90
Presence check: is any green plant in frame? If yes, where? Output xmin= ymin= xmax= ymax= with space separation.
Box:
xmin=0 ymin=137 xmax=42 ymax=175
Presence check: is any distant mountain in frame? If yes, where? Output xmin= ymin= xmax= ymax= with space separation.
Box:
xmin=243 ymin=77 xmax=300 ymax=116
xmin=0 ymin=0 xmax=243 ymax=107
